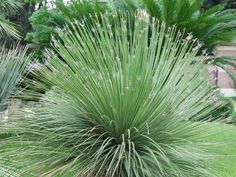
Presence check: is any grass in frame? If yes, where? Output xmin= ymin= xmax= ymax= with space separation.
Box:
xmin=210 ymin=123 xmax=236 ymax=177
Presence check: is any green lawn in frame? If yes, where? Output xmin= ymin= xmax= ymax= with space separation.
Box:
xmin=210 ymin=123 xmax=236 ymax=177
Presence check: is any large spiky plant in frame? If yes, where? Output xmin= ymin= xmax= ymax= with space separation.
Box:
xmin=0 ymin=11 xmax=226 ymax=176
xmin=0 ymin=45 xmax=29 ymax=112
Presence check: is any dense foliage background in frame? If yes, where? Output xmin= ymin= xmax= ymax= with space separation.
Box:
xmin=3 ymin=0 xmax=236 ymax=56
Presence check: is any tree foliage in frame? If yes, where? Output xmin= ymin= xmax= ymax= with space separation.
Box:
xmin=26 ymin=0 xmax=107 ymax=60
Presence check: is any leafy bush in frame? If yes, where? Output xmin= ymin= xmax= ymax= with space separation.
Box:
xmin=26 ymin=0 xmax=107 ymax=60
xmin=25 ymin=6 xmax=65 ymax=60
xmin=0 ymin=12 xmax=226 ymax=176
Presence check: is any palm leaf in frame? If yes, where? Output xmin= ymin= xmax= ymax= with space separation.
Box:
xmin=142 ymin=0 xmax=162 ymax=18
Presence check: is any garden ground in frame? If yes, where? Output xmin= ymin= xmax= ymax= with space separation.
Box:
xmin=211 ymin=123 xmax=236 ymax=176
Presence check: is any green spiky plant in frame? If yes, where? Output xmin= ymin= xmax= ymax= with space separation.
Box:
xmin=0 ymin=45 xmax=30 ymax=112
xmin=0 ymin=11 xmax=226 ymax=176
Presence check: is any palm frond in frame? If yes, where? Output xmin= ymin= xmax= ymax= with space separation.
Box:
xmin=0 ymin=11 xmax=226 ymax=176
xmin=56 ymin=0 xmax=107 ymax=22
